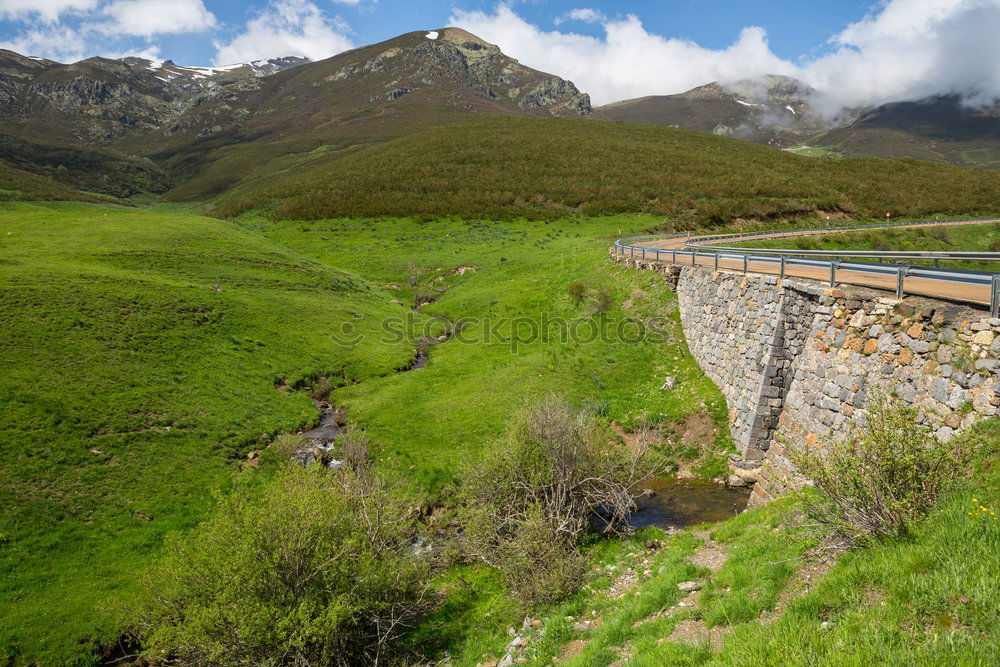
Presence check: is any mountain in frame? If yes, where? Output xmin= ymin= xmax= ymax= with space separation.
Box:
xmin=0 ymin=48 xmax=310 ymax=197
xmin=0 ymin=50 xmax=308 ymax=144
xmin=595 ymin=75 xmax=826 ymax=147
xmin=149 ymin=28 xmax=591 ymax=200
xmin=5 ymin=28 xmax=1000 ymax=206
xmin=809 ymin=95 xmax=1000 ymax=169
xmin=0 ymin=28 xmax=590 ymax=200
xmin=596 ymin=78 xmax=1000 ymax=168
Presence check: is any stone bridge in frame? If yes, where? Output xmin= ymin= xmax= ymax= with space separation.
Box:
xmin=614 ymin=255 xmax=1000 ymax=506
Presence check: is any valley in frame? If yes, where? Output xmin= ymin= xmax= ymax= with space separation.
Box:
xmin=1 ymin=15 xmax=1000 ymax=667
xmin=0 ymin=204 xmax=731 ymax=662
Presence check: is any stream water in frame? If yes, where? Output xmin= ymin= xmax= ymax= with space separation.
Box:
xmin=296 ymin=403 xmax=344 ymax=467
xmin=629 ymin=476 xmax=750 ymax=530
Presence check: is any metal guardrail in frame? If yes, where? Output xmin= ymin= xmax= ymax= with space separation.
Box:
xmin=613 ymin=218 xmax=1000 ymax=316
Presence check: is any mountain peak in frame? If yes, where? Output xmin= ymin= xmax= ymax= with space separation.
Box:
xmin=596 ymin=74 xmax=822 ymax=146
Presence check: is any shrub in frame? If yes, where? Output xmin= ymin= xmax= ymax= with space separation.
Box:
xmin=492 ymin=507 xmax=588 ymax=608
xmin=132 ymin=462 xmax=427 ymax=666
xmin=588 ymin=284 xmax=616 ymax=313
xmin=267 ymin=433 xmax=309 ymax=462
xmin=308 ymin=374 xmax=336 ymax=400
xmin=461 ymin=396 xmax=650 ymax=605
xmin=336 ymin=426 xmax=374 ymax=472
xmin=567 ymin=280 xmax=589 ymax=305
xmin=791 ymin=397 xmax=971 ymax=544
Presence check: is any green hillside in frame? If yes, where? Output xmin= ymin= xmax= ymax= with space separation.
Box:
xmin=0 ymin=204 xmax=730 ymax=663
xmin=215 ymin=117 xmax=1000 ymax=223
xmin=0 ymin=160 xmax=113 ymax=203
xmin=0 ymin=202 xmax=415 ymax=661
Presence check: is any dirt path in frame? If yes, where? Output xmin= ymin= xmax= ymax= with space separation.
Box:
xmin=627 ymin=219 xmax=1000 ymax=307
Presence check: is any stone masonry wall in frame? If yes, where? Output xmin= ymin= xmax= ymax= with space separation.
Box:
xmin=753 ymin=292 xmax=1000 ymax=505
xmin=674 ymin=267 xmax=820 ymax=458
xmin=612 ymin=251 xmax=1000 ymax=507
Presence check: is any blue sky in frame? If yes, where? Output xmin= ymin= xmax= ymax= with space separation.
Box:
xmin=0 ymin=1 xmax=873 ymax=66
xmin=2 ymin=1 xmax=998 ymax=108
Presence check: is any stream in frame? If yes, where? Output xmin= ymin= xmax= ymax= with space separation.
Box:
xmin=296 ymin=402 xmax=344 ymax=467
xmin=293 ymin=267 xmax=746 ymax=531
xmin=628 ymin=476 xmax=750 ymax=530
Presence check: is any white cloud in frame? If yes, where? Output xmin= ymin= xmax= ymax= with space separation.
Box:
xmin=451 ymin=1 xmax=1000 ymax=112
xmin=450 ymin=4 xmax=796 ymax=105
xmin=0 ymin=0 xmax=216 ymax=62
xmin=803 ymin=0 xmax=1000 ymax=110
xmin=0 ymin=24 xmax=90 ymax=61
xmin=0 ymin=0 xmax=99 ymax=23
xmin=555 ymin=7 xmax=605 ymax=25
xmin=97 ymin=0 xmax=217 ymax=37
xmin=212 ymin=0 xmax=354 ymax=65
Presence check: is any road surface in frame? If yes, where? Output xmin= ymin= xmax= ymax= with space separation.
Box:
xmin=625 ymin=219 xmax=1000 ymax=308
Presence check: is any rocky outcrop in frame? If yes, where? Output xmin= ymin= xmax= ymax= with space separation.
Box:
xmin=339 ymin=28 xmax=591 ymax=117
xmin=26 ymin=78 xmax=170 ymax=138
xmin=0 ymin=51 xmax=306 ymax=143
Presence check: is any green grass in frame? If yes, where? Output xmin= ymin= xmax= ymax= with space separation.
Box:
xmin=436 ymin=454 xmax=999 ymax=666
xmin=214 ymin=117 xmax=1000 ymax=224
xmin=247 ymin=214 xmax=733 ymax=492
xmin=5 ymin=199 xmax=997 ymax=665
xmin=0 ymin=202 xmax=414 ymax=663
xmin=742 ymin=221 xmax=1000 ymax=272
xmin=1 ymin=205 xmax=730 ymax=663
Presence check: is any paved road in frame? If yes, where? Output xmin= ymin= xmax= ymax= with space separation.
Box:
xmin=627 ymin=220 xmax=1000 ymax=308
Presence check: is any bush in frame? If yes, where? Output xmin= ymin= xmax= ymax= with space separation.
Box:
xmin=267 ymin=433 xmax=309 ymax=462
xmin=336 ymin=427 xmax=374 ymax=472
xmin=791 ymin=397 xmax=971 ymax=544
xmin=132 ymin=462 xmax=427 ymax=666
xmin=461 ymin=396 xmax=650 ymax=605
xmin=492 ymin=508 xmax=588 ymax=608
xmin=588 ymin=284 xmax=616 ymax=313
xmin=567 ymin=280 xmax=589 ymax=305
xmin=308 ymin=374 xmax=336 ymax=400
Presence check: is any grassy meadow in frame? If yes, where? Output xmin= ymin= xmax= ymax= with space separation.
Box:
xmin=0 ymin=203 xmax=730 ymax=663
xmin=249 ymin=215 xmax=733 ymax=491
xmin=0 ymin=202 xmax=412 ymax=661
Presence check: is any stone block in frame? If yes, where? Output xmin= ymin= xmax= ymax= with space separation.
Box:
xmin=974 ymin=330 xmax=995 ymax=347
xmin=976 ymin=359 xmax=997 ymax=372
xmin=906 ymin=323 xmax=925 ymax=339
xmin=930 ymin=377 xmax=951 ymax=404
